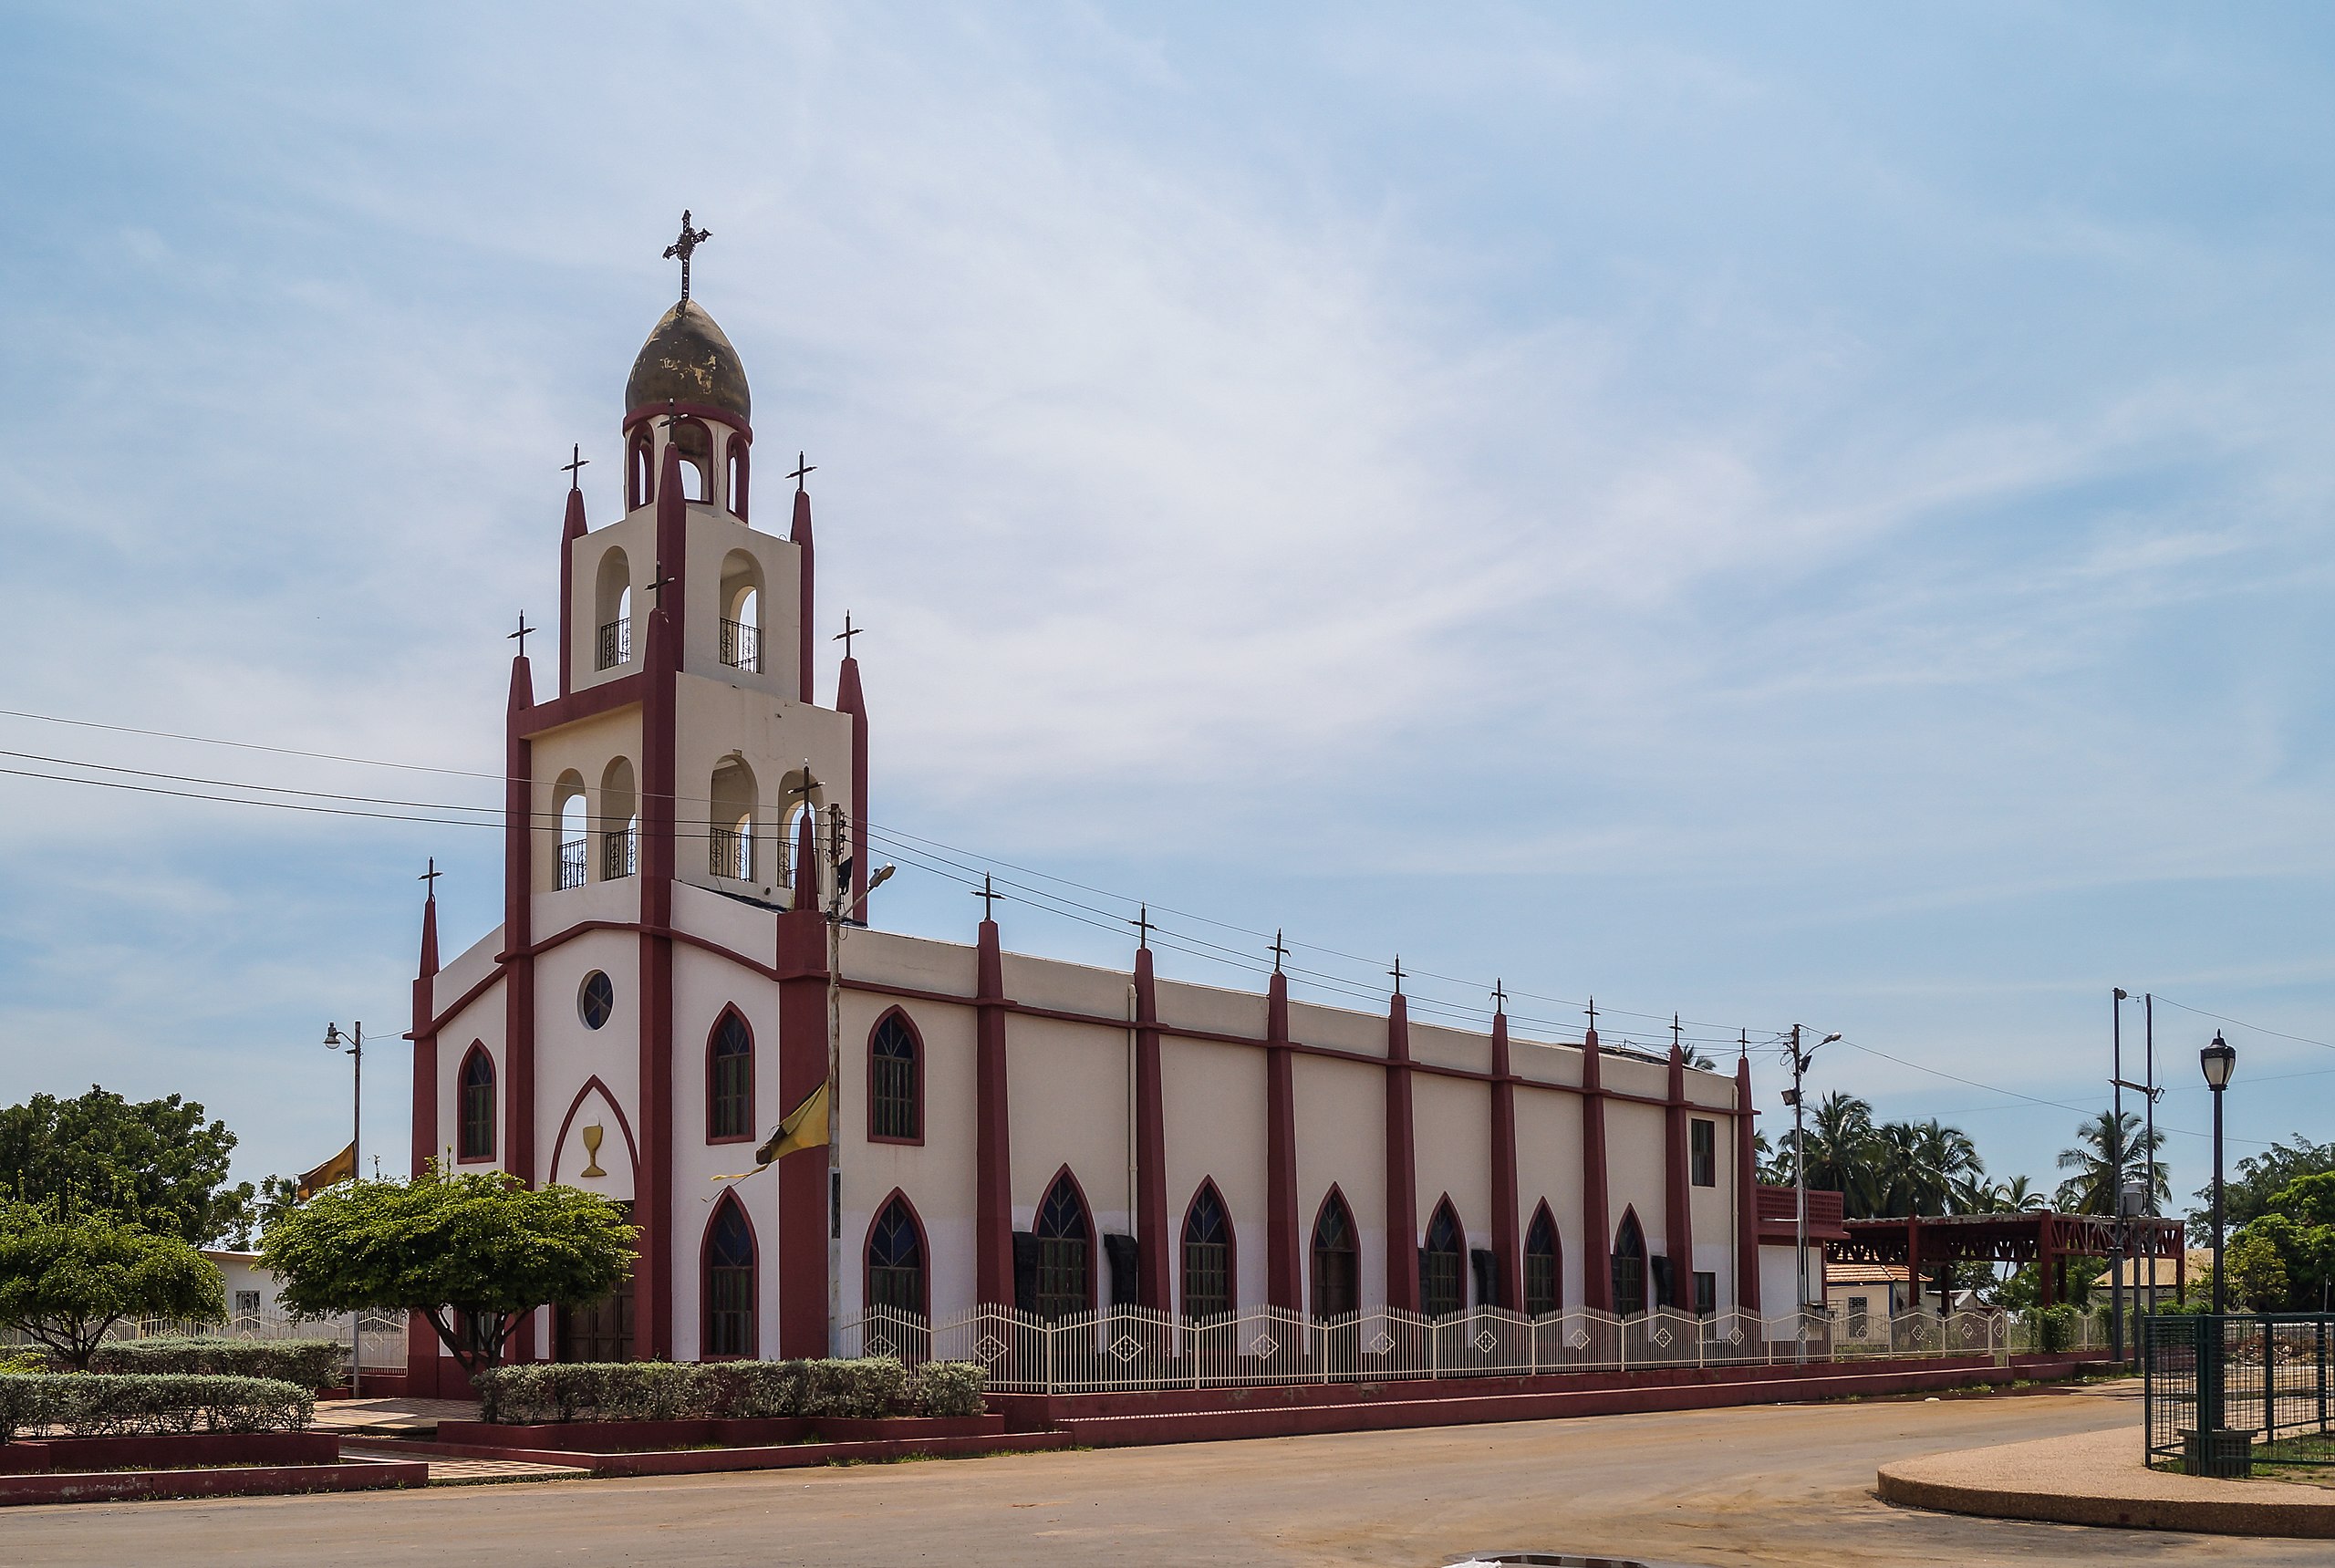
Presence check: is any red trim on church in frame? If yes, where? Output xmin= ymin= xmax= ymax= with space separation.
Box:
xmin=1263 ymin=970 xmax=1302 ymax=1313
xmin=1132 ymin=947 xmax=1169 ymax=1311
xmin=1382 ymin=991 xmax=1419 ymax=1314
xmin=1664 ymin=1043 xmax=1695 ymax=1311
xmin=972 ymin=919 xmax=1015 ymax=1307
xmin=1580 ymin=1028 xmax=1613 ymax=1313
xmin=1734 ymin=1054 xmax=1762 ymax=1314
xmin=1489 ymin=1008 xmax=1520 ymax=1312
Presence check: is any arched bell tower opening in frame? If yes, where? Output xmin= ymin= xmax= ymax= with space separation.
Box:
xmin=594 ymin=548 xmax=633 ymax=671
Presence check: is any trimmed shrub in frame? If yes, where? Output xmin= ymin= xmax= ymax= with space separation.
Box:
xmin=89 ymin=1337 xmax=346 ymax=1391
xmin=2037 ymin=1304 xmax=2081 ymax=1354
xmin=472 ymin=1356 xmax=984 ymax=1425
xmin=0 ymin=1373 xmax=312 ymax=1443
xmin=909 ymin=1360 xmax=987 ymax=1417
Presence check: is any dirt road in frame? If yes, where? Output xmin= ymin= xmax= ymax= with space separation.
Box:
xmin=11 ymin=1383 xmax=2326 ymax=1566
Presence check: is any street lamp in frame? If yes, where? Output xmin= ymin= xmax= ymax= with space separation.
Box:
xmin=2201 ymin=1031 xmax=2236 ymax=1315
xmin=324 ymin=1022 xmax=363 ymax=1396
xmin=1784 ymin=1025 xmax=1842 ymax=1338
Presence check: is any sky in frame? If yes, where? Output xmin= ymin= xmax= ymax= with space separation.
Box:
xmin=2 ymin=4 xmax=2331 ymax=1222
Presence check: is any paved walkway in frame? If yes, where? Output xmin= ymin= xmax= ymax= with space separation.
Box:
xmin=340 ymin=1445 xmax=589 ymax=1487
xmin=11 ymin=1384 xmax=2335 ymax=1565
xmin=308 ymin=1395 xmax=477 ymax=1438
xmin=1879 ymin=1424 xmax=2335 ymax=1538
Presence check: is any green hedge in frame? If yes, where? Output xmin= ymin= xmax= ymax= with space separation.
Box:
xmin=2036 ymin=1304 xmax=2080 ymax=1354
xmin=88 ymin=1337 xmax=346 ymax=1391
xmin=474 ymin=1357 xmax=986 ymax=1426
xmin=0 ymin=1373 xmax=313 ymax=1443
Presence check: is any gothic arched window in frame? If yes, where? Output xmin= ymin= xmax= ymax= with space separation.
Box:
xmin=1181 ymin=1182 xmax=1233 ymax=1323
xmin=1033 ymin=1172 xmax=1091 ymax=1321
xmin=1310 ymin=1190 xmax=1358 ymax=1322
xmin=867 ymin=1193 xmax=926 ymax=1317
xmin=1524 ymin=1203 xmax=1562 ymax=1318
xmin=727 ymin=437 xmax=751 ymax=521
xmin=868 ymin=1012 xmax=920 ymax=1143
xmin=458 ymin=1045 xmax=495 ymax=1162
xmin=702 ymin=1196 xmax=757 ymax=1358
xmin=1421 ymin=1199 xmax=1465 ymax=1319
xmin=707 ymin=1010 xmax=752 ymax=1142
xmin=1613 ymin=1210 xmax=1648 ymax=1319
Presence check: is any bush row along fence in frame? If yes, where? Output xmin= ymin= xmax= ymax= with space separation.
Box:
xmin=3 ymin=1311 xmax=407 ymax=1370
xmin=829 ymin=1303 xmax=2121 ymax=1396
xmin=474 ymin=1356 xmax=986 ymax=1426
xmin=2143 ymin=1314 xmax=2335 ymax=1470
xmin=0 ymin=1374 xmax=314 ymax=1443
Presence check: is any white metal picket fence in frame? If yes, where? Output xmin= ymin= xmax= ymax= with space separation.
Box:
xmin=836 ymin=1303 xmax=2024 ymax=1395
xmin=4 ymin=1310 xmax=408 ymax=1368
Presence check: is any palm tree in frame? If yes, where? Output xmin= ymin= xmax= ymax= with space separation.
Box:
xmin=2055 ymin=1111 xmax=2168 ymax=1216
xmin=1800 ymin=1093 xmax=1877 ymax=1209
xmin=2000 ymin=1174 xmax=2048 ymax=1212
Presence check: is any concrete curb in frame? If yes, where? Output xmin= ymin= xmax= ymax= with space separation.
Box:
xmin=1877 ymin=1427 xmax=2335 ymax=1539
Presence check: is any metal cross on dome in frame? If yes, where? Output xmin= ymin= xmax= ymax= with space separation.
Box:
xmin=664 ymin=211 xmax=711 ymax=301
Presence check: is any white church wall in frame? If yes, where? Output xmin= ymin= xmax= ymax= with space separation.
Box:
xmin=846 ymin=927 xmax=977 ymax=998
xmin=430 ymin=924 xmax=504 ymax=1020
xmin=534 ymin=926 xmax=645 ymax=1186
xmin=1159 ymin=1035 xmax=1270 ymax=1316
xmin=674 ymin=680 xmax=854 ymax=904
xmin=1409 ymin=1021 xmax=1489 ymax=1076
xmin=1411 ymin=1071 xmax=1493 ymax=1283
xmin=569 ymin=508 xmax=657 ymax=697
xmin=1002 ymin=950 xmax=1127 ymax=1017
xmin=682 ymin=508 xmax=798 ymax=701
xmin=1512 ymin=1083 xmax=1587 ymax=1308
xmin=432 ymin=989 xmax=504 ymax=1173
xmin=1605 ymin=1099 xmax=1670 ymax=1258
xmin=835 ymin=984 xmax=980 ymax=1323
xmin=1287 ymin=998 xmax=1385 ymax=1058
xmin=1292 ymin=1053 xmax=1387 ymax=1312
xmin=1005 ymin=1012 xmax=1135 ymax=1245
xmin=669 ymin=942 xmax=786 ymax=1360
xmin=1157 ymin=976 xmax=1269 ymax=1042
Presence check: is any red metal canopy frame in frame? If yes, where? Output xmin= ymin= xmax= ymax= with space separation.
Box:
xmin=1830 ymin=1211 xmax=2186 ymax=1309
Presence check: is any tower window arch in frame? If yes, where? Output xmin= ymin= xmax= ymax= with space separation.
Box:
xmin=1033 ymin=1171 xmax=1092 ymax=1321
xmin=718 ymin=550 xmax=763 ymax=674
xmin=594 ymin=548 xmax=632 ymax=671
xmin=1524 ymin=1202 xmax=1562 ymax=1318
xmin=627 ymin=428 xmax=653 ymax=509
xmin=701 ymin=1195 xmax=758 ymax=1358
xmin=671 ymin=416 xmax=713 ymax=504
xmin=708 ymin=756 xmax=758 ymax=882
xmin=1420 ymin=1199 xmax=1465 ymax=1319
xmin=867 ymin=1011 xmax=921 ymax=1143
xmin=598 ymin=757 xmax=638 ymax=880
xmin=1310 ymin=1189 xmax=1358 ymax=1322
xmin=1613 ymin=1210 xmax=1648 ymax=1319
xmin=707 ymin=1009 xmax=753 ymax=1142
xmin=1181 ymin=1182 xmax=1234 ymax=1323
xmin=866 ymin=1192 xmax=928 ymax=1318
xmin=457 ymin=1044 xmax=495 ymax=1162
xmin=726 ymin=433 xmax=751 ymax=521
xmin=554 ymin=771 xmax=587 ymax=889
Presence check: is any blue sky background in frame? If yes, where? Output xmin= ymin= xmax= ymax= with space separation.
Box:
xmin=2 ymin=5 xmax=2331 ymax=1220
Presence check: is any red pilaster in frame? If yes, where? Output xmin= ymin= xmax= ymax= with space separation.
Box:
xmin=1905 ymin=1216 xmax=1923 ymax=1317
xmin=973 ymin=919 xmax=1015 ymax=1306
xmin=632 ymin=440 xmax=687 ymax=1362
xmin=502 ymin=656 xmax=537 ymax=1190
xmin=1581 ymin=1029 xmax=1613 ymax=1313
xmin=774 ymin=899 xmax=829 ymax=1360
xmin=1734 ymin=1054 xmax=1761 ymax=1314
xmin=836 ymin=653 xmax=869 ymax=917
xmin=1489 ymin=1009 xmax=1520 ymax=1312
xmin=556 ymin=484 xmax=586 ymax=699
xmin=791 ymin=486 xmax=815 ymax=706
xmin=1263 ymin=971 xmax=1302 ymax=1312
xmin=1133 ymin=947 xmax=1168 ymax=1309
xmin=1384 ymin=992 xmax=1419 ymax=1314
xmin=1664 ymin=1044 xmax=1695 ymax=1311
xmin=407 ymin=889 xmax=441 ymax=1395
xmin=2037 ymin=1217 xmax=2056 ymax=1310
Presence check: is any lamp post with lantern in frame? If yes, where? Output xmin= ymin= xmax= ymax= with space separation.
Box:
xmin=323 ymin=1021 xmax=363 ymax=1396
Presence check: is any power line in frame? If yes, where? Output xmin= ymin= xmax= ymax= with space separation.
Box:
xmin=2152 ymin=994 xmax=2335 ymax=1054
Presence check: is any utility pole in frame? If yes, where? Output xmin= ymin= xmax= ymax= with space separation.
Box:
xmin=1781 ymin=1023 xmax=1842 ymax=1355
xmin=2112 ymin=990 xmax=2126 ymax=1366
xmin=323 ymin=1021 xmax=363 ymax=1395
xmin=825 ymin=802 xmax=846 ymax=1357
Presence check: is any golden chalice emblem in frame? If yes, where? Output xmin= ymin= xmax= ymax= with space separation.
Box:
xmin=580 ymin=1123 xmax=607 ymax=1178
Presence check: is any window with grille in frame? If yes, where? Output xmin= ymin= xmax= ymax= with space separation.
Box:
xmin=459 ymin=1047 xmax=495 ymax=1160
xmin=1694 ymin=1270 xmax=1718 ymax=1317
xmin=703 ymin=1199 xmax=756 ymax=1357
xmin=1420 ymin=1202 xmax=1465 ymax=1319
xmin=1310 ymin=1194 xmax=1358 ymax=1321
xmin=1523 ymin=1205 xmax=1561 ymax=1317
xmin=1182 ymin=1185 xmax=1232 ymax=1322
xmin=1034 ymin=1175 xmax=1090 ymax=1320
xmin=1690 ymin=1117 xmax=1717 ymax=1187
xmin=1612 ymin=1213 xmax=1648 ymax=1317
xmin=709 ymin=1012 xmax=752 ymax=1140
xmin=869 ymin=1013 xmax=919 ymax=1141
xmin=867 ymin=1196 xmax=925 ymax=1316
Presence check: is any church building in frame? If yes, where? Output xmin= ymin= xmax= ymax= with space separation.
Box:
xmin=403 ymin=239 xmax=1772 ymax=1391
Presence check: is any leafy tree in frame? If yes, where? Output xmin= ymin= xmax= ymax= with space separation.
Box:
xmin=0 ymin=1086 xmax=244 ymax=1246
xmin=2188 ymin=1134 xmax=2335 ymax=1246
xmin=0 ymin=1202 xmax=225 ymax=1369
xmin=2224 ymin=1172 xmax=2335 ymax=1313
xmin=261 ymin=1167 xmax=635 ymax=1375
xmin=2054 ymin=1110 xmax=2167 ymax=1217
xmin=209 ymin=1175 xmax=304 ymax=1252
xmin=2226 ymin=1232 xmax=2290 ymax=1314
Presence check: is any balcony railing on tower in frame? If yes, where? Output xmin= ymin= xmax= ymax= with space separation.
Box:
xmin=556 ymin=836 xmax=587 ymax=890
xmin=709 ymin=826 xmax=752 ymax=881
xmin=720 ymin=618 xmax=761 ymax=674
xmin=600 ymin=828 xmax=636 ymax=881
xmin=597 ymin=618 xmax=631 ymax=671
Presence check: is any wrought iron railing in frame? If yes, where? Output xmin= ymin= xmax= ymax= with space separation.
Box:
xmin=601 ymin=827 xmax=636 ymax=881
xmin=4 ymin=1310 xmax=409 ymax=1370
xmin=2145 ymin=1314 xmax=2335 ymax=1473
xmin=720 ymin=618 xmax=761 ymax=673
xmin=556 ymin=836 xmax=587 ymax=889
xmin=835 ymin=1303 xmax=2013 ymax=1395
xmin=709 ymin=826 xmax=752 ymax=881
xmin=597 ymin=618 xmax=631 ymax=670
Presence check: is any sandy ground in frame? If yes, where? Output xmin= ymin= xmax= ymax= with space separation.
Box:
xmin=12 ymin=1382 xmax=2334 ymax=1566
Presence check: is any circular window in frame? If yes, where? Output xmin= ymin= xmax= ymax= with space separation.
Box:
xmin=579 ymin=971 xmax=615 ymax=1030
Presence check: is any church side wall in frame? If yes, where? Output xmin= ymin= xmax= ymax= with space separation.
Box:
xmin=1512 ymin=1071 xmax=1589 ymax=1309
xmin=1412 ymin=1071 xmax=1494 ymax=1283
xmin=1160 ymin=1036 xmax=1271 ymax=1315
xmin=1291 ymin=1052 xmax=1389 ymax=1314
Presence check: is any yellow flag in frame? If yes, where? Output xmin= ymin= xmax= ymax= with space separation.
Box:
xmin=295 ymin=1142 xmax=357 ymax=1202
xmin=758 ymin=1079 xmax=831 ymax=1166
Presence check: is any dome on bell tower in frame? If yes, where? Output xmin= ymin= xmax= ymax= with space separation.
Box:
xmin=626 ymin=297 xmax=752 ymax=422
